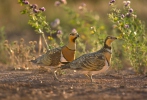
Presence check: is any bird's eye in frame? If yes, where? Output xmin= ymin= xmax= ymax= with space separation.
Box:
xmin=109 ymin=37 xmax=113 ymax=39
xmin=70 ymin=33 xmax=75 ymax=36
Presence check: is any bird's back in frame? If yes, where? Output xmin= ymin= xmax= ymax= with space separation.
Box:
xmin=31 ymin=47 xmax=62 ymax=66
xmin=61 ymin=50 xmax=105 ymax=71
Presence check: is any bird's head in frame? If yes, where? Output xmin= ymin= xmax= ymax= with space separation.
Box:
xmin=69 ymin=29 xmax=80 ymax=43
xmin=104 ymin=36 xmax=117 ymax=48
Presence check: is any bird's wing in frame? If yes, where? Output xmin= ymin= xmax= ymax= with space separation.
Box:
xmin=69 ymin=52 xmax=105 ymax=71
xmin=31 ymin=47 xmax=62 ymax=66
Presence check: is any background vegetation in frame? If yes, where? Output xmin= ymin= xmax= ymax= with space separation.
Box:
xmin=0 ymin=0 xmax=147 ymax=73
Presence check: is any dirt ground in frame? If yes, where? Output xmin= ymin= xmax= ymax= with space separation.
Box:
xmin=0 ymin=65 xmax=147 ymax=100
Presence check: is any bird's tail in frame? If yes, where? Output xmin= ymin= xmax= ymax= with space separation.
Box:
xmin=30 ymin=59 xmax=37 ymax=64
xmin=60 ymin=63 xmax=70 ymax=69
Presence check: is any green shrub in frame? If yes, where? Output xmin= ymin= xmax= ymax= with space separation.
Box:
xmin=14 ymin=0 xmax=147 ymax=73
xmin=55 ymin=2 xmax=107 ymax=57
xmin=108 ymin=0 xmax=147 ymax=74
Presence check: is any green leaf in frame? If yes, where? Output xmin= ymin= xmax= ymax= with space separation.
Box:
xmin=39 ymin=29 xmax=43 ymax=33
xmin=20 ymin=9 xmax=27 ymax=14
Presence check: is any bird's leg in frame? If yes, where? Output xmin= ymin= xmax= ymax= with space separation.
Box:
xmin=53 ymin=70 xmax=59 ymax=80
xmin=53 ymin=69 xmax=62 ymax=82
xmin=85 ymin=74 xmax=90 ymax=78
xmin=56 ymin=68 xmax=64 ymax=76
xmin=90 ymin=74 xmax=93 ymax=83
xmin=85 ymin=73 xmax=94 ymax=83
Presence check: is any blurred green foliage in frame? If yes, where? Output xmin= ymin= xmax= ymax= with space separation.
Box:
xmin=59 ymin=4 xmax=107 ymax=57
xmin=0 ymin=0 xmax=147 ymax=40
xmin=18 ymin=0 xmax=55 ymax=50
xmin=109 ymin=1 xmax=147 ymax=74
xmin=0 ymin=27 xmax=8 ymax=64
xmin=0 ymin=0 xmax=147 ymax=73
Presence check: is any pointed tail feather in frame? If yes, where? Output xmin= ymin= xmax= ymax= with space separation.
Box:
xmin=61 ymin=63 xmax=70 ymax=69
xmin=30 ymin=59 xmax=37 ymax=64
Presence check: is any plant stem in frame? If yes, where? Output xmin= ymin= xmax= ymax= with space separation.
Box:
xmin=39 ymin=35 xmax=42 ymax=55
xmin=41 ymin=32 xmax=49 ymax=50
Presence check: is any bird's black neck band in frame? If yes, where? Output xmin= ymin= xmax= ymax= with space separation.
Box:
xmin=104 ymin=44 xmax=111 ymax=50
xmin=65 ymin=46 xmax=75 ymax=51
xmin=72 ymin=37 xmax=77 ymax=43
xmin=103 ymin=43 xmax=112 ymax=54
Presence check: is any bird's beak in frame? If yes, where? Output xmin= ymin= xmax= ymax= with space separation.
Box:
xmin=112 ymin=37 xmax=117 ymax=40
xmin=76 ymin=34 xmax=80 ymax=38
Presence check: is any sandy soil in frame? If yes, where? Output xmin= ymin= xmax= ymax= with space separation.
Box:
xmin=0 ymin=66 xmax=147 ymax=100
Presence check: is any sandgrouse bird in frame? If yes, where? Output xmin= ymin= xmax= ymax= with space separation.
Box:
xmin=31 ymin=29 xmax=79 ymax=79
xmin=56 ymin=36 xmax=117 ymax=82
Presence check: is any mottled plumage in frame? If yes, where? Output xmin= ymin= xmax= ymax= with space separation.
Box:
xmin=31 ymin=45 xmax=77 ymax=66
xmin=61 ymin=48 xmax=108 ymax=71
xmin=31 ymin=46 xmax=63 ymax=66
xmin=56 ymin=36 xmax=117 ymax=82
xmin=31 ymin=29 xmax=79 ymax=78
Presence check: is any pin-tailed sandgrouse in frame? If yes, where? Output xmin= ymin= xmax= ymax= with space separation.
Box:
xmin=56 ymin=36 xmax=117 ymax=82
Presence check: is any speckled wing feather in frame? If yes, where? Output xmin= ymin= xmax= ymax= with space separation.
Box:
xmin=31 ymin=47 xmax=62 ymax=66
xmin=61 ymin=51 xmax=105 ymax=71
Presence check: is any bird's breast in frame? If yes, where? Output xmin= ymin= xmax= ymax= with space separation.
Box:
xmin=103 ymin=52 xmax=111 ymax=65
xmin=104 ymin=58 xmax=110 ymax=70
xmin=61 ymin=46 xmax=75 ymax=62
xmin=60 ymin=52 xmax=68 ymax=62
xmin=81 ymin=59 xmax=110 ymax=75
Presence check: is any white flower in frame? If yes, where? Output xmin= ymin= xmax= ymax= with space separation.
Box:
xmin=123 ymin=1 xmax=127 ymax=4
xmin=127 ymin=1 xmax=131 ymax=4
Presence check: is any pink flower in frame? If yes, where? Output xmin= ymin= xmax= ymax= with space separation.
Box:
xmin=71 ymin=28 xmax=77 ymax=33
xmin=33 ymin=9 xmax=39 ymax=13
xmin=23 ymin=1 xmax=29 ymax=5
xmin=54 ymin=1 xmax=61 ymax=6
xmin=124 ymin=24 xmax=129 ymax=28
xmin=129 ymin=8 xmax=133 ymax=13
xmin=39 ymin=7 xmax=46 ymax=12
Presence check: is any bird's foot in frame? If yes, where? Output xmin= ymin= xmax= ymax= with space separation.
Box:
xmin=85 ymin=74 xmax=95 ymax=83
xmin=53 ymin=70 xmax=62 ymax=82
xmin=53 ymin=76 xmax=62 ymax=82
xmin=90 ymin=78 xmax=96 ymax=83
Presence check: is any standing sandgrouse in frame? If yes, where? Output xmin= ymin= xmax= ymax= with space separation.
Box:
xmin=31 ymin=29 xmax=79 ymax=75
xmin=56 ymin=36 xmax=117 ymax=82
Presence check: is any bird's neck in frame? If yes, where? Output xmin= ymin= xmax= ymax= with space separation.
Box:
xmin=104 ymin=43 xmax=111 ymax=50
xmin=66 ymin=41 xmax=76 ymax=50
xmin=103 ymin=43 xmax=112 ymax=54
xmin=103 ymin=44 xmax=112 ymax=66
